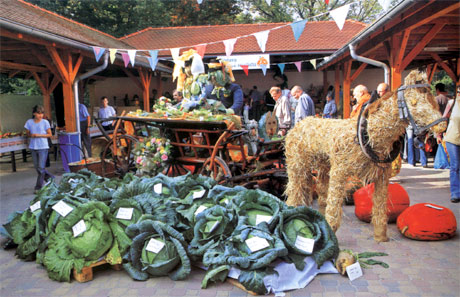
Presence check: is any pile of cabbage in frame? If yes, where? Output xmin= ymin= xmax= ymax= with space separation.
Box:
xmin=1 ymin=169 xmax=339 ymax=294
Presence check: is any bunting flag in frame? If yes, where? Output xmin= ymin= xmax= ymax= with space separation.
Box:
xmin=294 ymin=61 xmax=302 ymax=72
xmin=223 ymin=38 xmax=237 ymax=56
xmin=195 ymin=44 xmax=207 ymax=58
xmin=121 ymin=52 xmax=130 ymax=67
xmin=191 ymin=53 xmax=205 ymax=76
xmin=265 ymin=0 xmax=271 ymax=5
xmin=253 ymin=30 xmax=270 ymax=53
xmin=197 ymin=0 xmax=203 ymax=4
xmin=241 ymin=65 xmax=249 ymax=76
xmin=127 ymin=50 xmax=136 ymax=67
xmin=310 ymin=59 xmax=316 ymax=69
xmin=109 ymin=49 xmax=117 ymax=64
xmin=325 ymin=0 xmax=329 ymax=4
xmin=170 ymin=47 xmax=180 ymax=60
xmin=278 ymin=63 xmax=285 ymax=74
xmin=92 ymin=47 xmax=105 ymax=62
xmin=260 ymin=64 xmax=267 ymax=76
xmin=330 ymin=4 xmax=350 ymax=31
xmin=148 ymin=50 xmax=159 ymax=71
xmin=290 ymin=19 xmax=308 ymax=42
xmin=378 ymin=0 xmax=391 ymax=11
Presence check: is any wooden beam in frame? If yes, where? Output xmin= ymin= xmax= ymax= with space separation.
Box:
xmin=70 ymin=54 xmax=83 ymax=82
xmin=334 ymin=65 xmax=340 ymax=106
xmin=8 ymin=70 xmax=20 ymax=78
xmin=138 ymin=68 xmax=153 ymax=111
xmin=31 ymin=72 xmax=46 ymax=93
xmin=430 ymin=53 xmax=457 ymax=82
xmin=122 ymin=69 xmax=143 ymax=90
xmin=406 ymin=2 xmax=460 ymax=31
xmin=342 ymin=61 xmax=352 ymax=118
xmin=401 ymin=22 xmax=445 ymax=70
xmin=350 ymin=63 xmax=368 ymax=82
xmin=395 ymin=30 xmax=411 ymax=70
xmin=0 ymin=60 xmax=47 ymax=72
xmin=46 ymin=46 xmax=70 ymax=83
xmin=29 ymin=45 xmax=63 ymax=82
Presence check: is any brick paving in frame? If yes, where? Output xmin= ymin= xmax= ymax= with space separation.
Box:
xmin=0 ymin=158 xmax=459 ymax=297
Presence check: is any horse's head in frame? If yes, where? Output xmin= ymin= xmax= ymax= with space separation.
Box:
xmin=402 ymin=70 xmax=447 ymax=134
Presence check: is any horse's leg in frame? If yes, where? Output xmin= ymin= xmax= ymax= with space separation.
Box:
xmin=371 ymin=169 xmax=391 ymax=242
xmin=286 ymin=162 xmax=313 ymax=206
xmin=316 ymin=169 xmax=330 ymax=215
xmin=325 ymin=166 xmax=347 ymax=232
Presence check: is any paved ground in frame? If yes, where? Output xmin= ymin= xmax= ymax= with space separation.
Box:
xmin=0 ymin=156 xmax=459 ymax=297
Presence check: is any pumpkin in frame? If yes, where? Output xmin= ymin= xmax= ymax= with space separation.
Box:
xmin=397 ymin=203 xmax=457 ymax=241
xmin=354 ymin=183 xmax=410 ymax=223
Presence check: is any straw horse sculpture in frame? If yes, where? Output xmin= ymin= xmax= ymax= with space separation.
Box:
xmin=285 ymin=70 xmax=447 ymax=242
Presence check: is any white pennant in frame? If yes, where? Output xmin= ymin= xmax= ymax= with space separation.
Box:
xmin=191 ymin=53 xmax=205 ymax=77
xmin=378 ymin=0 xmax=391 ymax=11
xmin=127 ymin=50 xmax=136 ymax=67
xmin=170 ymin=48 xmax=180 ymax=61
xmin=330 ymin=4 xmax=350 ymax=31
xmin=265 ymin=0 xmax=271 ymax=5
xmin=310 ymin=59 xmax=316 ymax=69
xmin=223 ymin=38 xmax=237 ymax=56
xmin=253 ymin=30 xmax=270 ymax=53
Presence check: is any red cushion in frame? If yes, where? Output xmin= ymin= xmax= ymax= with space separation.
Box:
xmin=397 ymin=203 xmax=457 ymax=241
xmin=354 ymin=183 xmax=410 ymax=223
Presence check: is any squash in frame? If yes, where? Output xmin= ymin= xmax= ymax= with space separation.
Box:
xmin=354 ymin=183 xmax=410 ymax=223
xmin=397 ymin=203 xmax=457 ymax=241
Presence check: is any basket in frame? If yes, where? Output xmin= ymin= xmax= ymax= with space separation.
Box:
xmin=68 ymin=157 xmax=112 ymax=176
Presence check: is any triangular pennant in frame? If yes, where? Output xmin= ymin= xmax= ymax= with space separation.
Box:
xmin=223 ymin=38 xmax=237 ymax=56
xmin=92 ymin=47 xmax=105 ymax=62
xmin=378 ymin=0 xmax=391 ymax=11
xmin=278 ymin=63 xmax=285 ymax=75
xmin=290 ymin=19 xmax=308 ymax=42
xmin=325 ymin=0 xmax=329 ymax=5
xmin=241 ymin=65 xmax=249 ymax=76
xmin=310 ymin=59 xmax=316 ymax=69
xmin=197 ymin=0 xmax=203 ymax=4
xmin=253 ymin=30 xmax=270 ymax=53
xmin=148 ymin=50 xmax=159 ymax=71
xmin=265 ymin=0 xmax=271 ymax=5
xmin=191 ymin=53 xmax=205 ymax=76
xmin=294 ymin=61 xmax=302 ymax=72
xmin=127 ymin=50 xmax=136 ymax=67
xmin=170 ymin=47 xmax=180 ymax=60
xmin=195 ymin=44 xmax=207 ymax=58
xmin=121 ymin=52 xmax=130 ymax=68
xmin=109 ymin=49 xmax=117 ymax=64
xmin=260 ymin=64 xmax=267 ymax=76
xmin=330 ymin=4 xmax=350 ymax=31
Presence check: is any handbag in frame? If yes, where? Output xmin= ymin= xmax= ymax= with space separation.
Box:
xmin=433 ymin=142 xmax=450 ymax=169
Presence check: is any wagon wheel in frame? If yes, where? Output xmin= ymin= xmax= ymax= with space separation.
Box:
xmin=101 ymin=135 xmax=139 ymax=177
xmin=163 ymin=161 xmax=197 ymax=177
xmin=199 ymin=156 xmax=232 ymax=183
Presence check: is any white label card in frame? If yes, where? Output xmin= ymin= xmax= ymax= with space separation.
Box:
xmin=209 ymin=221 xmax=220 ymax=233
xmin=116 ymin=207 xmax=134 ymax=220
xmin=72 ymin=220 xmax=86 ymax=237
xmin=425 ymin=204 xmax=443 ymax=210
xmin=52 ymin=201 xmax=73 ymax=217
xmin=146 ymin=238 xmax=165 ymax=254
xmin=346 ymin=262 xmax=363 ymax=281
xmin=193 ymin=189 xmax=206 ymax=199
xmin=29 ymin=201 xmax=41 ymax=212
xmin=194 ymin=205 xmax=208 ymax=216
xmin=154 ymin=183 xmax=163 ymax=194
xmin=245 ymin=236 xmax=270 ymax=253
xmin=294 ymin=236 xmax=315 ymax=253
xmin=255 ymin=215 xmax=273 ymax=225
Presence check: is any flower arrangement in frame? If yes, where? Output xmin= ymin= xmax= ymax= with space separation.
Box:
xmin=153 ymin=96 xmax=174 ymax=112
xmin=133 ymin=136 xmax=172 ymax=176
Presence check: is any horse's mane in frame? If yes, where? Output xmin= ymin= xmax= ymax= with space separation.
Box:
xmin=367 ymin=91 xmax=394 ymax=115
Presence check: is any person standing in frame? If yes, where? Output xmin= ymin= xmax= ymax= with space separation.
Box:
xmin=435 ymin=83 xmax=449 ymax=115
xmin=24 ymin=105 xmax=54 ymax=192
xmin=250 ymin=86 xmax=262 ymax=121
xmin=350 ymin=85 xmax=371 ymax=118
xmin=322 ymin=92 xmax=337 ymax=118
xmin=291 ymin=85 xmax=314 ymax=124
xmin=269 ymin=86 xmax=291 ymax=136
xmin=79 ymin=102 xmax=92 ymax=158
xmin=440 ymin=87 xmax=460 ymax=202
xmin=98 ymin=96 xmax=116 ymax=131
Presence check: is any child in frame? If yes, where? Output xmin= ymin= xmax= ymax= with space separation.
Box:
xmin=322 ymin=92 xmax=337 ymax=118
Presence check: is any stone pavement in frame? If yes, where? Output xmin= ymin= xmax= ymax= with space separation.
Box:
xmin=0 ymin=158 xmax=459 ymax=297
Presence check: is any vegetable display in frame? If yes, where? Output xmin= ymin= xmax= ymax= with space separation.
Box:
xmin=1 ymin=169 xmax=340 ymax=294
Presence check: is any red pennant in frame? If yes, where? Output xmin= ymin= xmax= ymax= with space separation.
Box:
xmin=194 ymin=44 xmax=206 ymax=59
xmin=241 ymin=65 xmax=249 ymax=76
xmin=325 ymin=0 xmax=329 ymax=4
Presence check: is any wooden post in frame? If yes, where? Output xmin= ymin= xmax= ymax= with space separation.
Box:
xmin=156 ymin=74 xmax=163 ymax=99
xmin=139 ymin=68 xmax=152 ymax=112
xmin=31 ymin=72 xmax=60 ymax=119
xmin=334 ymin=65 xmax=340 ymax=106
xmin=323 ymin=70 xmax=328 ymax=100
xmin=342 ymin=61 xmax=352 ymax=119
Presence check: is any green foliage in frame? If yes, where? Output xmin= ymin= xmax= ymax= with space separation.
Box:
xmin=1 ymin=74 xmax=41 ymax=95
xmin=431 ymin=70 xmax=456 ymax=96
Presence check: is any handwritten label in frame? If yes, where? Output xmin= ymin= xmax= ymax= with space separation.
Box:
xmin=68 ymin=178 xmax=77 ymax=183
xmin=146 ymin=238 xmax=165 ymax=254
xmin=245 ymin=236 xmax=270 ymax=253
xmin=52 ymin=201 xmax=73 ymax=217
xmin=222 ymin=199 xmax=229 ymax=205
xmin=29 ymin=201 xmax=41 ymax=212
xmin=425 ymin=204 xmax=443 ymax=210
xmin=72 ymin=220 xmax=86 ymax=237
xmin=116 ymin=207 xmax=134 ymax=220
xmin=154 ymin=183 xmax=163 ymax=194
xmin=199 ymin=116 xmax=204 ymax=121
xmin=193 ymin=189 xmax=206 ymax=199
xmin=255 ymin=215 xmax=273 ymax=225
xmin=294 ymin=236 xmax=315 ymax=253
xmin=346 ymin=262 xmax=363 ymax=281
xmin=194 ymin=205 xmax=208 ymax=216
xmin=209 ymin=221 xmax=220 ymax=233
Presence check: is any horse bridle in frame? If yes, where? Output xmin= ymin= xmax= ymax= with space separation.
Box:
xmin=357 ymin=83 xmax=448 ymax=164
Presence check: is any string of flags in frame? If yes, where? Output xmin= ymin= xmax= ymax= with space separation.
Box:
xmin=92 ymin=0 xmax=392 ymax=77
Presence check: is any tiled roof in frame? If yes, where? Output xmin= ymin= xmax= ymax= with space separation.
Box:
xmin=0 ymin=0 xmax=133 ymax=49
xmin=120 ymin=21 xmax=366 ymax=57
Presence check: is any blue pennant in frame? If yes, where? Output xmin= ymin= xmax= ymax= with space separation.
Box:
xmin=278 ymin=63 xmax=285 ymax=75
xmin=260 ymin=64 xmax=267 ymax=76
xmin=148 ymin=50 xmax=159 ymax=71
xmin=93 ymin=46 xmax=105 ymax=62
xmin=290 ymin=19 xmax=308 ymax=42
